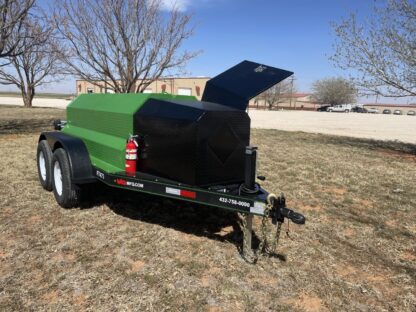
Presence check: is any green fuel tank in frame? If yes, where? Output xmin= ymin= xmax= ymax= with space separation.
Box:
xmin=62 ymin=93 xmax=195 ymax=173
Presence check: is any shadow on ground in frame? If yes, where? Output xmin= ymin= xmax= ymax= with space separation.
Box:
xmin=0 ymin=119 xmax=58 ymax=134
xmin=79 ymin=183 xmax=269 ymax=256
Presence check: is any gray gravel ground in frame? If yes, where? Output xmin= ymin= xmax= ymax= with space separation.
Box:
xmin=249 ymin=110 xmax=416 ymax=144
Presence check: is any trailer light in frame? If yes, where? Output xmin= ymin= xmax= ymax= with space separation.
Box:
xmin=166 ymin=187 xmax=196 ymax=199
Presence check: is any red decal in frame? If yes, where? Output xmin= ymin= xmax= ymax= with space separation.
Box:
xmin=115 ymin=179 xmax=127 ymax=186
xmin=180 ymin=190 xmax=196 ymax=199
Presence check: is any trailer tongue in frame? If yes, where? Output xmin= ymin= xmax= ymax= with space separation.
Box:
xmin=37 ymin=60 xmax=305 ymax=263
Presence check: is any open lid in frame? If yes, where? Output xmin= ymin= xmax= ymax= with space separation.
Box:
xmin=202 ymin=60 xmax=293 ymax=110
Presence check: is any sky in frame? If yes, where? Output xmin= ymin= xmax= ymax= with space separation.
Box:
xmin=178 ymin=0 xmax=372 ymax=92
xmin=5 ymin=0 xmax=413 ymax=104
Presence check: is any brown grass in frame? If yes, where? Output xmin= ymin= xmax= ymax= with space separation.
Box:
xmin=0 ymin=107 xmax=415 ymax=311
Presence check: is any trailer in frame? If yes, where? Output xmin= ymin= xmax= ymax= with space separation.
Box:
xmin=36 ymin=61 xmax=305 ymax=262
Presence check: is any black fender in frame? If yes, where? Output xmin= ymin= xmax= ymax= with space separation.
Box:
xmin=38 ymin=132 xmax=96 ymax=184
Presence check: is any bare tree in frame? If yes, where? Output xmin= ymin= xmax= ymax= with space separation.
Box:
xmin=0 ymin=17 xmax=61 ymax=107
xmin=312 ymin=77 xmax=357 ymax=105
xmin=52 ymin=0 xmax=198 ymax=93
xmin=0 ymin=0 xmax=35 ymax=58
xmin=261 ymin=80 xmax=294 ymax=110
xmin=331 ymin=0 xmax=416 ymax=97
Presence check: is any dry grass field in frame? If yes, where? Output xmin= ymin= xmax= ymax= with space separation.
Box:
xmin=0 ymin=106 xmax=415 ymax=311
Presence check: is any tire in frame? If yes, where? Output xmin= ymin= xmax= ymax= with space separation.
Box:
xmin=37 ymin=140 xmax=53 ymax=191
xmin=345 ymin=109 xmax=350 ymax=113
xmin=51 ymin=148 xmax=81 ymax=208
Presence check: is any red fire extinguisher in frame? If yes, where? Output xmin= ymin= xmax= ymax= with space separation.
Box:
xmin=125 ymin=135 xmax=138 ymax=175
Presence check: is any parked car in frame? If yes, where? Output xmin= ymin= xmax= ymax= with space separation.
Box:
xmin=366 ymin=107 xmax=379 ymax=114
xmin=327 ymin=104 xmax=352 ymax=113
xmin=383 ymin=109 xmax=392 ymax=114
xmin=393 ymin=110 xmax=402 ymax=115
xmin=407 ymin=110 xmax=415 ymax=116
xmin=351 ymin=106 xmax=368 ymax=113
xmin=317 ymin=105 xmax=331 ymax=112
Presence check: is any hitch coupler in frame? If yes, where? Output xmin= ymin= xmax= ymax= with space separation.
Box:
xmin=270 ymin=195 xmax=305 ymax=225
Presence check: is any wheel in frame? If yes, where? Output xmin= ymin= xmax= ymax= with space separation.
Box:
xmin=51 ymin=148 xmax=81 ymax=208
xmin=345 ymin=109 xmax=350 ymax=113
xmin=37 ymin=140 xmax=53 ymax=191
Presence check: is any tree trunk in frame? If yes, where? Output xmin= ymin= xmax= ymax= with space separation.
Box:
xmin=22 ymin=86 xmax=35 ymax=108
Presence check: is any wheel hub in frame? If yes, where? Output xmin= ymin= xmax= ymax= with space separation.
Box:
xmin=54 ymin=161 xmax=63 ymax=196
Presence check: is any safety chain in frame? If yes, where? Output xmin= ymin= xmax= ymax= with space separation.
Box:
xmin=240 ymin=193 xmax=284 ymax=263
xmin=258 ymin=193 xmax=275 ymax=254
xmin=271 ymin=220 xmax=283 ymax=254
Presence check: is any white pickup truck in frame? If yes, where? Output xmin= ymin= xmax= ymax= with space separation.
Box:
xmin=327 ymin=104 xmax=352 ymax=113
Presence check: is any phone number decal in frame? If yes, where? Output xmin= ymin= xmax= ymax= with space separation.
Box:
xmin=219 ymin=197 xmax=251 ymax=208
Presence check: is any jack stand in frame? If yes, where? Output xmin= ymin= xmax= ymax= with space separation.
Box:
xmin=241 ymin=214 xmax=256 ymax=263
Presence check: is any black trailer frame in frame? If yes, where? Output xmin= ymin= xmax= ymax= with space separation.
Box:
xmin=93 ymin=166 xmax=304 ymax=223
